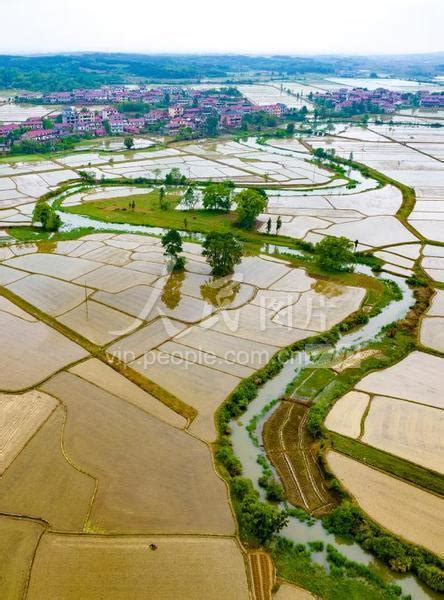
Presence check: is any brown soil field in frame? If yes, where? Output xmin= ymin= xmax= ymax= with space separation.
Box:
xmin=0 ymin=408 xmax=95 ymax=531
xmin=327 ymin=451 xmax=444 ymax=556
xmin=273 ymin=582 xmax=315 ymax=600
xmin=325 ymin=391 xmax=370 ymax=439
xmin=69 ymin=358 xmax=186 ymax=428
xmin=249 ymin=551 xmax=275 ymax=600
xmin=27 ymin=534 xmax=249 ymax=600
xmin=0 ymin=390 xmax=58 ymax=473
xmin=0 ymin=515 xmax=45 ymax=600
xmin=42 ymin=372 xmax=235 ymax=534
xmin=362 ymin=395 xmax=444 ymax=474
xmin=264 ymin=401 xmax=337 ymax=515
xmin=0 ymin=310 xmax=88 ymax=391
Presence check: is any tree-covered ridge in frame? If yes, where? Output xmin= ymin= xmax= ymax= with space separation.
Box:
xmin=0 ymin=52 xmax=443 ymax=91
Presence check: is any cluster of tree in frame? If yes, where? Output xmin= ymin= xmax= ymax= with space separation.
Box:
xmin=1 ymin=54 xmax=442 ymax=92
xmin=241 ymin=110 xmax=279 ymax=131
xmin=231 ymin=477 xmax=288 ymax=545
xmin=32 ymin=201 xmax=61 ymax=231
xmin=323 ymin=502 xmax=444 ymax=592
xmin=117 ymin=101 xmax=152 ymax=114
xmin=165 ymin=167 xmax=187 ymax=185
xmin=315 ymin=236 xmax=356 ymax=272
xmin=9 ymin=135 xmax=84 ymax=156
xmin=172 ymin=126 xmax=196 ymax=141
xmin=124 ymin=136 xmax=134 ymax=150
xmin=234 ymin=188 xmax=267 ymax=229
xmin=202 ymin=182 xmax=234 ymax=211
xmin=313 ymin=97 xmax=384 ymax=118
xmin=202 ymin=232 xmax=243 ymax=277
xmin=199 ymin=87 xmax=241 ymax=97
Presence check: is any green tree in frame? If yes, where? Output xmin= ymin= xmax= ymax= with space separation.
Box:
xmin=183 ymin=186 xmax=197 ymax=210
xmin=202 ymin=182 xmax=233 ymax=212
xmin=159 ymin=186 xmax=168 ymax=211
xmin=161 ymin=229 xmax=185 ymax=270
xmin=204 ymin=115 xmax=219 ymax=137
xmin=235 ymin=188 xmax=267 ymax=229
xmin=32 ymin=201 xmax=61 ymax=232
xmin=202 ymin=232 xmax=243 ymax=277
xmin=78 ymin=170 xmax=96 ymax=183
xmin=165 ymin=167 xmax=185 ymax=185
xmin=241 ymin=497 xmax=288 ymax=544
xmin=315 ymin=236 xmax=355 ymax=272
xmin=124 ymin=136 xmax=134 ymax=150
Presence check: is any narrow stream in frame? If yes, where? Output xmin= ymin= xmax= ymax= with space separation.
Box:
xmin=230 ymin=274 xmax=440 ymax=599
xmin=49 ymin=142 xmax=440 ymax=598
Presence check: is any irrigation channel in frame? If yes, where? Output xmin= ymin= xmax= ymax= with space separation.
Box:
xmin=51 ymin=198 xmax=440 ymax=599
xmin=47 ymin=141 xmax=440 ymax=598
xmin=230 ymin=271 xmax=441 ymax=600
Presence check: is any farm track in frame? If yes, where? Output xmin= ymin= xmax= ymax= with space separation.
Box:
xmin=248 ymin=551 xmax=275 ymax=600
xmin=264 ymin=401 xmax=337 ymax=515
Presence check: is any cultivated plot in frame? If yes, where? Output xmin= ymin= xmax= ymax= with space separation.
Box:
xmin=327 ymin=451 xmax=444 ymax=556
xmin=27 ymin=534 xmax=249 ymax=600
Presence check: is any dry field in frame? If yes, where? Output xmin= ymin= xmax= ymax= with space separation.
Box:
xmin=0 ymin=408 xmax=95 ymax=530
xmin=325 ymin=391 xmax=370 ymax=439
xmin=362 ymin=395 xmax=444 ymax=474
xmin=273 ymin=582 xmax=315 ymax=600
xmin=0 ymin=515 xmax=45 ymax=600
xmin=42 ymin=372 xmax=234 ymax=534
xmin=27 ymin=534 xmax=249 ymax=600
xmin=327 ymin=451 xmax=444 ymax=556
xmin=0 ymin=390 xmax=57 ymax=473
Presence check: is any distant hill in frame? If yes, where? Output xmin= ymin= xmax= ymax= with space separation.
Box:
xmin=0 ymin=52 xmax=443 ymax=92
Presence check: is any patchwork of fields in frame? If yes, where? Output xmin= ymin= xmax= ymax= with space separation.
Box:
xmin=0 ymin=111 xmax=443 ymax=597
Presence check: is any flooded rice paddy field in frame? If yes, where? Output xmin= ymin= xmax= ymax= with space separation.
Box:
xmin=0 ymin=115 xmax=443 ymax=597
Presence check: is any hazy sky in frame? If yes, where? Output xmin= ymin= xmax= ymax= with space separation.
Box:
xmin=1 ymin=0 xmax=443 ymax=55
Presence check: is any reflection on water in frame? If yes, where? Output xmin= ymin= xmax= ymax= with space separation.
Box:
xmin=200 ymin=276 xmax=240 ymax=307
xmin=312 ymin=280 xmax=344 ymax=297
xmin=161 ymin=270 xmax=185 ymax=310
xmin=36 ymin=240 xmax=57 ymax=254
